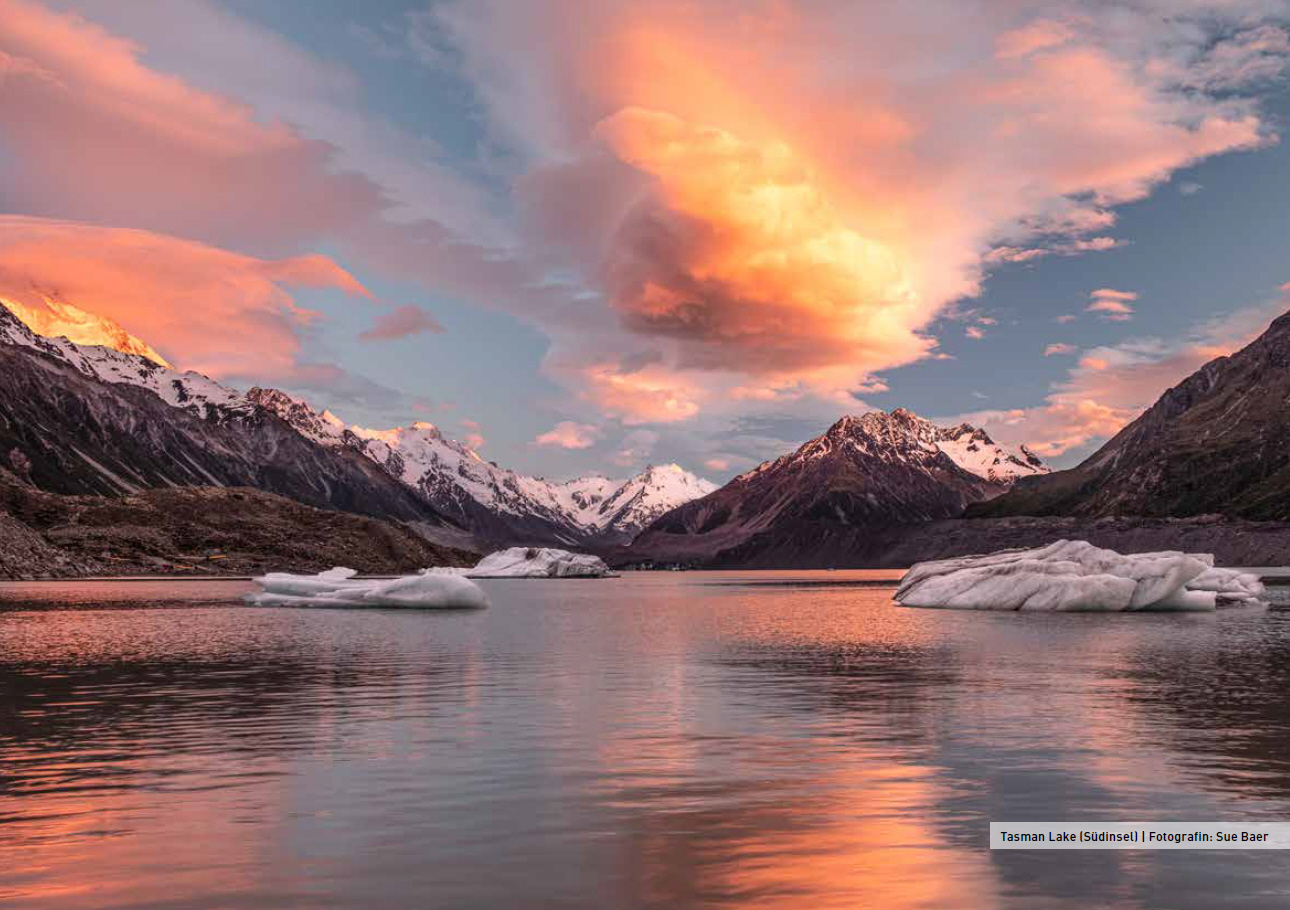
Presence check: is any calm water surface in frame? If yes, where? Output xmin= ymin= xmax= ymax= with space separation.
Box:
xmin=3 ymin=572 xmax=1290 ymax=909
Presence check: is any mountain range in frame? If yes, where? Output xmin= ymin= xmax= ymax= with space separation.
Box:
xmin=628 ymin=409 xmax=1048 ymax=566
xmin=7 ymin=291 xmax=1290 ymax=576
xmin=0 ymin=300 xmax=715 ymax=552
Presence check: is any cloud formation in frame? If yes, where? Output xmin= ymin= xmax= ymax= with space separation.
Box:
xmin=0 ymin=216 xmax=371 ymax=379
xmin=359 ymin=305 xmax=445 ymax=341
xmin=0 ymin=0 xmax=385 ymax=253
xmin=960 ymin=294 xmax=1290 ymax=459
xmin=534 ymin=421 xmax=602 ymax=449
xmin=1087 ymin=288 xmax=1139 ymax=321
xmin=434 ymin=0 xmax=1284 ymax=419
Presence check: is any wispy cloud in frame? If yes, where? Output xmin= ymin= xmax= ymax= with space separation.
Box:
xmin=1087 ymin=289 xmax=1138 ymax=321
xmin=360 ymin=305 xmax=445 ymax=341
xmin=534 ymin=421 xmax=602 ymax=449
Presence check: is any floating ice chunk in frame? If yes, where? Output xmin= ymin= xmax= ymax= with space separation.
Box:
xmin=460 ymin=547 xmax=617 ymax=578
xmin=895 ymin=540 xmax=1265 ymax=612
xmin=246 ymin=567 xmax=489 ymax=609
xmin=1188 ymin=567 xmax=1267 ymax=604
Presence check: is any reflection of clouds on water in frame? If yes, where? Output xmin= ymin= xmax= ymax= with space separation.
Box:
xmin=707 ymin=591 xmax=1290 ymax=909
xmin=6 ymin=574 xmax=1290 ymax=908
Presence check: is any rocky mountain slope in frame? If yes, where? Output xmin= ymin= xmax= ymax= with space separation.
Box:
xmin=0 ymin=470 xmax=474 ymax=578
xmin=628 ymin=409 xmax=1047 ymax=565
xmin=254 ymin=392 xmax=716 ymax=545
xmin=971 ymin=309 xmax=1290 ymax=522
xmin=0 ymin=318 xmax=444 ymax=530
xmin=0 ymin=301 xmax=713 ymax=550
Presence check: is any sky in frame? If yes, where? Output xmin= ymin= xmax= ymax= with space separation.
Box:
xmin=1 ymin=0 xmax=1289 ymax=481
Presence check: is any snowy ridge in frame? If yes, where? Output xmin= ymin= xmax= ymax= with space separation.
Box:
xmin=0 ymin=301 xmax=721 ymax=546
xmin=0 ymin=301 xmax=248 ymax=419
xmin=793 ymin=409 xmax=1047 ymax=485
xmin=1 ymin=296 xmax=171 ymax=366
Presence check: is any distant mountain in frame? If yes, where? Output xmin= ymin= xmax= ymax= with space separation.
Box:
xmin=971 ymin=309 xmax=1290 ymax=522
xmin=587 ymin=463 xmax=719 ymax=542
xmin=628 ymin=408 xmax=1048 ymax=566
xmin=254 ymin=392 xmax=716 ymax=546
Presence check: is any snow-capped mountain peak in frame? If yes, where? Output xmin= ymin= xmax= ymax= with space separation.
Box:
xmin=0 ymin=301 xmax=720 ymax=546
xmin=814 ymin=409 xmax=1048 ymax=484
xmin=1 ymin=296 xmax=170 ymax=366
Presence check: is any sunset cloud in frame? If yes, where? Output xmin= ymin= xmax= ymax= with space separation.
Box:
xmin=1044 ymin=343 xmax=1076 ymax=356
xmin=535 ymin=421 xmax=602 ymax=449
xmin=359 ymin=305 xmax=445 ymax=342
xmin=1087 ymin=289 xmax=1138 ymax=321
xmin=0 ymin=216 xmax=371 ymax=379
xmin=435 ymin=0 xmax=1283 ymax=418
xmin=0 ymin=0 xmax=385 ymax=253
xmin=960 ymin=296 xmax=1289 ymax=459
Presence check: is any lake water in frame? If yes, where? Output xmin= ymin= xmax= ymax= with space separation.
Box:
xmin=3 ymin=572 xmax=1290 ymax=909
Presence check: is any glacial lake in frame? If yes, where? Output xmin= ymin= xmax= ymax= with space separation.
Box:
xmin=3 ymin=572 xmax=1290 ymax=909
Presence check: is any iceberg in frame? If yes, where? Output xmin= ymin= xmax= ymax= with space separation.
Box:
xmin=245 ymin=567 xmax=489 ymax=609
xmin=895 ymin=540 xmax=1266 ymax=612
xmin=447 ymin=547 xmax=617 ymax=578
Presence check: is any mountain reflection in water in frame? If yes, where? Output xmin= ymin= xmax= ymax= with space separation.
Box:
xmin=2 ymin=572 xmax=1290 ymax=909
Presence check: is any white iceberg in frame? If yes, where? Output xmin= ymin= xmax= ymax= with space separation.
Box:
xmin=439 ymin=546 xmax=617 ymax=578
xmin=245 ymin=567 xmax=489 ymax=609
xmin=895 ymin=540 xmax=1266 ymax=612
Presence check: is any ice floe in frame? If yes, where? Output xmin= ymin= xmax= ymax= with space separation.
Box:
xmin=895 ymin=540 xmax=1266 ymax=612
xmin=245 ymin=567 xmax=489 ymax=609
xmin=438 ymin=547 xmax=617 ymax=578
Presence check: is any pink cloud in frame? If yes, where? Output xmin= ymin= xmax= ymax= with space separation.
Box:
xmin=0 ymin=0 xmax=385 ymax=253
xmin=359 ymin=305 xmax=445 ymax=341
xmin=959 ymin=296 xmax=1289 ymax=458
xmin=703 ymin=457 xmax=730 ymax=472
xmin=0 ymin=215 xmax=370 ymax=379
xmin=534 ymin=421 xmax=602 ymax=449
xmin=965 ymin=326 xmax=986 ymax=340
xmin=457 ymin=418 xmax=485 ymax=450
xmin=1087 ymin=288 xmax=1138 ymax=321
xmin=1044 ymin=343 xmax=1075 ymax=356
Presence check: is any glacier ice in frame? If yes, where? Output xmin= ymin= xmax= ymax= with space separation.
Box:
xmin=439 ymin=547 xmax=618 ymax=578
xmin=895 ymin=540 xmax=1267 ymax=612
xmin=245 ymin=567 xmax=490 ymax=609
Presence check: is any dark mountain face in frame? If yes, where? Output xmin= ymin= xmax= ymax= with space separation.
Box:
xmin=629 ymin=409 xmax=1017 ymax=566
xmin=972 ymin=310 xmax=1290 ymax=522
xmin=0 ymin=339 xmax=449 ymax=528
xmin=0 ymin=470 xmax=474 ymax=579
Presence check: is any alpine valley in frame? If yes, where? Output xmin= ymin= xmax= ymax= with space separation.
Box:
xmin=0 ymin=300 xmax=716 ymax=574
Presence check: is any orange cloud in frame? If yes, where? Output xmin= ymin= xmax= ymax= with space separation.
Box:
xmin=0 ymin=216 xmax=371 ymax=379
xmin=581 ymin=363 xmax=702 ymax=424
xmin=1044 ymin=343 xmax=1075 ymax=356
xmin=441 ymin=0 xmax=1283 ymax=418
xmin=961 ymin=298 xmax=1289 ymax=458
